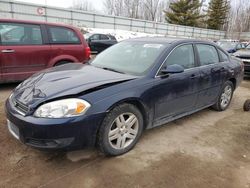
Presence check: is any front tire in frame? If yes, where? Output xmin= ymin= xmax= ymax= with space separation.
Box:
xmin=212 ymin=81 xmax=234 ymax=111
xmin=98 ymin=103 xmax=143 ymax=156
xmin=243 ymin=99 xmax=250 ymax=111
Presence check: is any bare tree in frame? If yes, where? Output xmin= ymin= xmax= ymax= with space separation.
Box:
xmin=103 ymin=0 xmax=171 ymax=21
xmin=72 ymin=0 xmax=94 ymax=11
xmin=155 ymin=0 xmax=170 ymax=22
xmin=124 ymin=0 xmax=141 ymax=18
xmin=103 ymin=0 xmax=115 ymax=15
xmin=142 ymin=0 xmax=161 ymax=21
xmin=226 ymin=0 xmax=250 ymax=39
xmin=114 ymin=0 xmax=124 ymax=16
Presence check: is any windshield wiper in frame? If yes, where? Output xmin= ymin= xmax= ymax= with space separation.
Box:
xmin=102 ymin=67 xmax=125 ymax=74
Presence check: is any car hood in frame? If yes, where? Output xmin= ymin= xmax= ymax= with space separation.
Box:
xmin=233 ymin=49 xmax=250 ymax=57
xmin=13 ymin=64 xmax=137 ymax=107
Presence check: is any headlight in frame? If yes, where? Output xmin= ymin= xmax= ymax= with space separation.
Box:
xmin=34 ymin=98 xmax=91 ymax=118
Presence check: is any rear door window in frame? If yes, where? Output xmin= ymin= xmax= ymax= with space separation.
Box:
xmin=100 ymin=34 xmax=109 ymax=40
xmin=196 ymin=44 xmax=219 ymax=66
xmin=90 ymin=34 xmax=100 ymax=40
xmin=218 ymin=49 xmax=229 ymax=62
xmin=48 ymin=26 xmax=80 ymax=44
xmin=109 ymin=35 xmax=116 ymax=40
xmin=0 ymin=23 xmax=43 ymax=45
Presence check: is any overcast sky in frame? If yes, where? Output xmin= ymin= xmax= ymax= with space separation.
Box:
xmin=15 ymin=0 xmax=104 ymax=11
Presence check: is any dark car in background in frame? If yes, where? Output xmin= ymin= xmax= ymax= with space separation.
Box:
xmin=6 ymin=38 xmax=244 ymax=156
xmin=233 ymin=44 xmax=250 ymax=77
xmin=216 ymin=40 xmax=245 ymax=53
xmin=0 ymin=19 xmax=90 ymax=83
xmin=84 ymin=33 xmax=117 ymax=54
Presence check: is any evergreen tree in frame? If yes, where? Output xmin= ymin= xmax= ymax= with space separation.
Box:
xmin=165 ymin=0 xmax=203 ymax=27
xmin=207 ymin=0 xmax=230 ymax=30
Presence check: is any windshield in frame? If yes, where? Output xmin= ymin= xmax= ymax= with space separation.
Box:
xmin=246 ymin=44 xmax=250 ymax=49
xmin=217 ymin=42 xmax=236 ymax=49
xmin=91 ymin=41 xmax=168 ymax=76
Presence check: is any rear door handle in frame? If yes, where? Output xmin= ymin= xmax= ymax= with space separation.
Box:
xmin=1 ymin=49 xmax=15 ymax=53
xmin=190 ymin=74 xmax=196 ymax=79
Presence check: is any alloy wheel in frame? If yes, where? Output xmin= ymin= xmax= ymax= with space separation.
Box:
xmin=108 ymin=113 xmax=139 ymax=150
xmin=220 ymin=85 xmax=232 ymax=109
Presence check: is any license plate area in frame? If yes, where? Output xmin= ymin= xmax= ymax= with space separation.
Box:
xmin=7 ymin=120 xmax=20 ymax=140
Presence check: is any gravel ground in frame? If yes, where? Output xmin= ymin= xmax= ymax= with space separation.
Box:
xmin=0 ymin=80 xmax=250 ymax=188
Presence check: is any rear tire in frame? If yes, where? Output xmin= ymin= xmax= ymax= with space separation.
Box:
xmin=212 ymin=81 xmax=234 ymax=111
xmin=98 ymin=103 xmax=143 ymax=156
xmin=243 ymin=100 xmax=250 ymax=111
xmin=54 ymin=61 xmax=72 ymax=66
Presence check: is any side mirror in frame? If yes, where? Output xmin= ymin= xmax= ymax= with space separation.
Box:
xmin=161 ymin=64 xmax=184 ymax=75
xmin=236 ymin=46 xmax=241 ymax=50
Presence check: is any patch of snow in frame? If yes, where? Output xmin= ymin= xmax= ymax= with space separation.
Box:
xmin=81 ymin=27 xmax=175 ymax=42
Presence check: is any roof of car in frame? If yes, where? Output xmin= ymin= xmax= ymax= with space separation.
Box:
xmin=218 ymin=39 xmax=239 ymax=42
xmin=127 ymin=37 xmax=213 ymax=44
xmin=0 ymin=18 xmax=77 ymax=30
xmin=87 ymin=33 xmax=115 ymax=36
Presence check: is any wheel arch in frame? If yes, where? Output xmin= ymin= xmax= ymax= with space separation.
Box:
xmin=94 ymin=97 xmax=149 ymax=149
xmin=54 ymin=59 xmax=74 ymax=66
xmin=228 ymin=77 xmax=236 ymax=90
xmin=106 ymin=98 xmax=149 ymax=130
xmin=47 ymin=55 xmax=79 ymax=67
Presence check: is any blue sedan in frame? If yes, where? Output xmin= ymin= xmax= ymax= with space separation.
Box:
xmin=217 ymin=41 xmax=245 ymax=53
xmin=6 ymin=38 xmax=244 ymax=156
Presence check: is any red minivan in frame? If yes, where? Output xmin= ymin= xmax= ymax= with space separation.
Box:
xmin=0 ymin=19 xmax=90 ymax=83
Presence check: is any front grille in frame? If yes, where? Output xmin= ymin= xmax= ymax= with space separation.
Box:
xmin=11 ymin=97 xmax=29 ymax=115
xmin=237 ymin=56 xmax=250 ymax=60
xmin=26 ymin=138 xmax=48 ymax=147
xmin=15 ymin=100 xmax=29 ymax=114
xmin=236 ymin=56 xmax=250 ymax=65
xmin=26 ymin=138 xmax=74 ymax=148
xmin=244 ymin=65 xmax=250 ymax=72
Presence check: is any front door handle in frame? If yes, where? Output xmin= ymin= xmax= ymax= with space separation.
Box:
xmin=1 ymin=49 xmax=15 ymax=53
xmin=211 ymin=67 xmax=226 ymax=73
xmin=220 ymin=67 xmax=225 ymax=71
